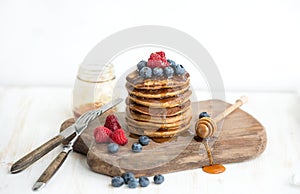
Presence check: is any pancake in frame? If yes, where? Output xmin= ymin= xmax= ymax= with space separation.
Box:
xmin=126 ymin=82 xmax=190 ymax=99
xmin=126 ymin=107 xmax=192 ymax=124
xmin=126 ymin=99 xmax=191 ymax=117
xmin=126 ymin=115 xmax=192 ymax=130
xmin=125 ymin=55 xmax=192 ymax=138
xmin=128 ymin=90 xmax=192 ymax=108
xmin=127 ymin=123 xmax=191 ymax=137
xmin=126 ymin=71 xmax=190 ymax=89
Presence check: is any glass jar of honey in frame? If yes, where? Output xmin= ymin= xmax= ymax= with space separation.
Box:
xmin=73 ymin=63 xmax=116 ymax=118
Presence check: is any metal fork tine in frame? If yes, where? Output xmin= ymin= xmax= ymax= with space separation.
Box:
xmin=83 ymin=112 xmax=93 ymax=123
xmin=76 ymin=110 xmax=93 ymax=124
xmin=74 ymin=98 xmax=122 ymax=130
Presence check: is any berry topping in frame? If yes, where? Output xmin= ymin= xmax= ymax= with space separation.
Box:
xmin=147 ymin=51 xmax=169 ymax=68
xmin=156 ymin=51 xmax=166 ymax=58
xmin=164 ymin=66 xmax=174 ymax=78
xmin=122 ymin=172 xmax=135 ymax=184
xmin=111 ymin=176 xmax=124 ymax=187
xmin=139 ymin=176 xmax=150 ymax=187
xmin=147 ymin=60 xmax=166 ymax=69
xmin=111 ymin=129 xmax=128 ymax=146
xmin=137 ymin=60 xmax=147 ymax=71
xmin=104 ymin=114 xmax=121 ymax=132
xmin=152 ymin=67 xmax=164 ymax=77
xmin=199 ymin=112 xmax=210 ymax=119
xmin=153 ymin=174 xmax=164 ymax=184
xmin=167 ymin=59 xmax=176 ymax=68
xmin=138 ymin=135 xmax=150 ymax=146
xmin=149 ymin=52 xmax=161 ymax=60
xmin=127 ymin=178 xmax=138 ymax=188
xmin=139 ymin=67 xmax=152 ymax=78
xmin=107 ymin=143 xmax=119 ymax=154
xmin=131 ymin=143 xmax=142 ymax=153
xmin=175 ymin=64 xmax=185 ymax=75
xmin=93 ymin=126 xmax=112 ymax=143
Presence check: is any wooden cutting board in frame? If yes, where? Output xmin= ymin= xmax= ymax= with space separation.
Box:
xmin=60 ymin=100 xmax=266 ymax=177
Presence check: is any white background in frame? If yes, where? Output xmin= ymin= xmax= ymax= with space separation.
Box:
xmin=1 ymin=1 xmax=300 ymax=194
xmin=0 ymin=0 xmax=300 ymax=92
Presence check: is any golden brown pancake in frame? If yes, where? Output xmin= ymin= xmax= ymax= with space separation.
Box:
xmin=125 ymin=65 xmax=192 ymax=138
xmin=126 ymin=107 xmax=192 ymax=124
xmin=126 ymin=115 xmax=192 ymax=130
xmin=126 ymin=99 xmax=191 ymax=116
xmin=127 ymin=123 xmax=191 ymax=137
xmin=128 ymin=90 xmax=192 ymax=108
xmin=126 ymin=82 xmax=190 ymax=99
xmin=126 ymin=70 xmax=190 ymax=89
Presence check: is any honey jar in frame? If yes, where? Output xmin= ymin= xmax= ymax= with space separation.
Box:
xmin=73 ymin=63 xmax=116 ymax=118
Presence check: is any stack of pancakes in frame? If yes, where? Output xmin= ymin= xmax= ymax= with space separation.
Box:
xmin=125 ymin=70 xmax=192 ymax=138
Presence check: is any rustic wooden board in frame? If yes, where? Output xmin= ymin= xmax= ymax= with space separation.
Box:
xmin=60 ymin=100 xmax=267 ymax=177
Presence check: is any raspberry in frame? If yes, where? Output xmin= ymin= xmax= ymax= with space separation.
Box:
xmin=148 ymin=51 xmax=169 ymax=68
xmin=149 ymin=53 xmax=161 ymax=60
xmin=111 ymin=129 xmax=128 ymax=145
xmin=94 ymin=126 xmax=112 ymax=143
xmin=149 ymin=51 xmax=165 ymax=59
xmin=148 ymin=60 xmax=169 ymax=68
xmin=156 ymin=51 xmax=165 ymax=58
xmin=104 ymin=114 xmax=121 ymax=132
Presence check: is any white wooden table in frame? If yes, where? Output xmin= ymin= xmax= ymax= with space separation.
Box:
xmin=0 ymin=86 xmax=299 ymax=194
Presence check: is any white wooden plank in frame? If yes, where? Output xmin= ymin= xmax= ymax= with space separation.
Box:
xmin=0 ymin=87 xmax=299 ymax=194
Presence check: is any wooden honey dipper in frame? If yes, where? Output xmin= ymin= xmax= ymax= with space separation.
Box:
xmin=195 ymin=96 xmax=248 ymax=174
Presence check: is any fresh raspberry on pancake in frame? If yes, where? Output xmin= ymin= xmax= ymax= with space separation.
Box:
xmin=147 ymin=51 xmax=169 ymax=68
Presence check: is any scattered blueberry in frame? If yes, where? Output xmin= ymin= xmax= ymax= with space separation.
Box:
xmin=111 ymin=176 xmax=124 ymax=187
xmin=139 ymin=176 xmax=150 ymax=187
xmin=199 ymin=112 xmax=210 ymax=119
xmin=127 ymin=178 xmax=138 ymax=188
xmin=122 ymin=172 xmax=135 ymax=184
xmin=175 ymin=64 xmax=185 ymax=75
xmin=127 ymin=177 xmax=136 ymax=184
xmin=164 ymin=66 xmax=174 ymax=78
xmin=139 ymin=67 xmax=152 ymax=78
xmin=132 ymin=143 xmax=142 ymax=153
xmin=167 ymin=59 xmax=176 ymax=68
xmin=138 ymin=135 xmax=150 ymax=146
xmin=153 ymin=67 xmax=164 ymax=77
xmin=107 ymin=143 xmax=119 ymax=154
xmin=153 ymin=174 xmax=164 ymax=184
xmin=137 ymin=60 xmax=147 ymax=71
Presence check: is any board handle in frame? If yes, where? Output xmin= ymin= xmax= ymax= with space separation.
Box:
xmin=10 ymin=135 xmax=65 ymax=174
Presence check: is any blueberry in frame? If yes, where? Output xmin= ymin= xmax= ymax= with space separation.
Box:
xmin=137 ymin=60 xmax=147 ymax=71
xmin=153 ymin=174 xmax=164 ymax=184
xmin=107 ymin=143 xmax=119 ymax=154
xmin=175 ymin=64 xmax=185 ymax=75
xmin=138 ymin=135 xmax=150 ymax=146
xmin=122 ymin=172 xmax=135 ymax=184
xmin=111 ymin=176 xmax=124 ymax=187
xmin=127 ymin=178 xmax=138 ymax=188
xmin=164 ymin=66 xmax=174 ymax=78
xmin=132 ymin=143 xmax=142 ymax=153
xmin=139 ymin=67 xmax=152 ymax=78
xmin=199 ymin=112 xmax=210 ymax=119
xmin=139 ymin=176 xmax=150 ymax=187
xmin=167 ymin=59 xmax=176 ymax=68
xmin=153 ymin=67 xmax=164 ymax=77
